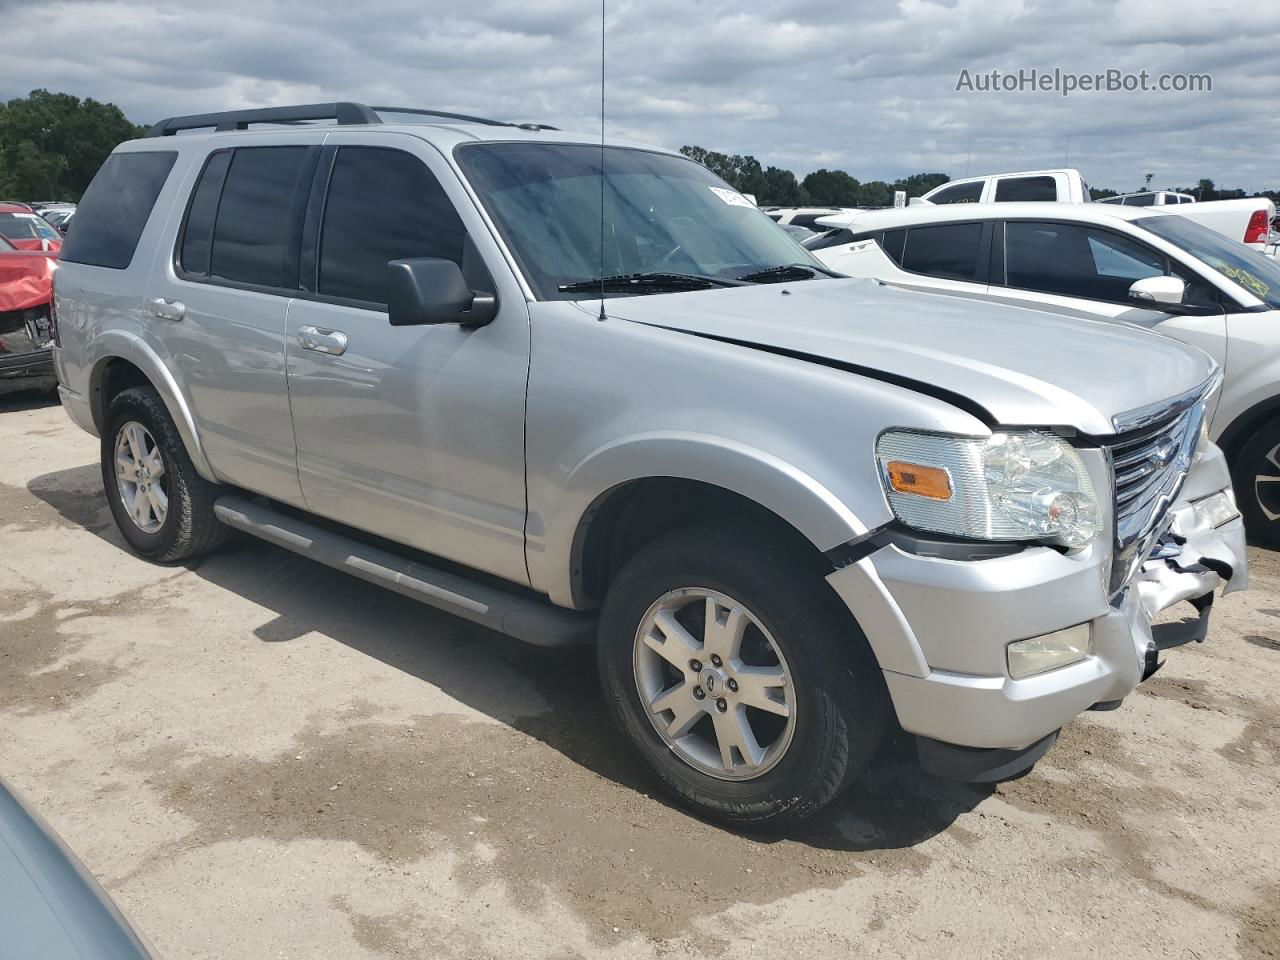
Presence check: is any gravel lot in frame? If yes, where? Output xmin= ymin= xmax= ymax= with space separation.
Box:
xmin=2 ymin=393 xmax=1278 ymax=960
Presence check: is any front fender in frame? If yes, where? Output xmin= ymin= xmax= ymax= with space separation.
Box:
xmin=89 ymin=330 xmax=217 ymax=482
xmin=538 ymin=430 xmax=872 ymax=607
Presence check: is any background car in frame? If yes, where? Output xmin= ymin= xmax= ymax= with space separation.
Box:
xmin=1098 ymin=190 xmax=1197 ymax=206
xmin=810 ymin=201 xmax=1280 ymax=544
xmin=0 ymin=232 xmax=58 ymax=396
xmin=40 ymin=207 xmax=76 ymax=232
xmin=761 ymin=205 xmax=861 ymax=228
xmin=0 ymin=202 xmax=64 ymax=252
xmin=779 ymin=222 xmax=818 ymax=241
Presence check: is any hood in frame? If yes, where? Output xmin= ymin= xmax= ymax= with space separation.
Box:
xmin=0 ymin=251 xmax=56 ymax=313
xmin=608 ymin=278 xmax=1215 ymax=435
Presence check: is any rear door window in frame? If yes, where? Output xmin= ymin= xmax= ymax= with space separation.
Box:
xmin=178 ymin=150 xmax=232 ymax=276
xmin=926 ymin=181 xmax=983 ymax=204
xmin=317 ymin=147 xmax=465 ymax=306
xmin=208 ymin=146 xmax=311 ymax=288
xmin=993 ymin=176 xmax=1057 ymax=202
xmin=899 ymin=222 xmax=983 ymax=280
xmin=59 ymin=151 xmax=177 ymax=269
xmin=1124 ymin=193 xmax=1157 ymax=207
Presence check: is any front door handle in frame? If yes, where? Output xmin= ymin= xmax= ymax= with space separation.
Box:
xmin=297 ymin=325 xmax=349 ymax=356
xmin=149 ymin=297 xmax=185 ymax=321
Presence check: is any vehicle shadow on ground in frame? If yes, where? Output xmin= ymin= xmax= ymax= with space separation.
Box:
xmin=0 ymin=390 xmax=60 ymax=413
xmin=28 ymin=463 xmax=993 ymax=853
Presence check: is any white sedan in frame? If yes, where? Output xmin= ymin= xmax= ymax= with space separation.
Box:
xmin=809 ymin=202 xmax=1280 ymax=544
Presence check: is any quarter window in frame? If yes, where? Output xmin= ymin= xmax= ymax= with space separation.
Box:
xmin=899 ymin=222 xmax=983 ymax=281
xmin=993 ymin=176 xmax=1057 ymax=202
xmin=59 ymin=151 xmax=177 ymax=270
xmin=318 ymin=147 xmax=465 ymax=305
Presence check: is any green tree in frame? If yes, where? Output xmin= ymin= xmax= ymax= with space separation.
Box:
xmin=856 ymin=180 xmax=894 ymax=207
xmin=0 ymin=90 xmax=145 ymax=200
xmin=802 ymin=168 xmax=861 ymax=206
xmin=759 ymin=166 xmax=808 ymax=206
xmin=892 ymin=172 xmax=949 ymax=200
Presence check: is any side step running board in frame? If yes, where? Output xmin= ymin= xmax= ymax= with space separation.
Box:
xmin=212 ymin=495 xmax=594 ymax=648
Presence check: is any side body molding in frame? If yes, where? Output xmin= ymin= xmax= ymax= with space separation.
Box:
xmin=88 ymin=329 xmax=218 ymax=482
xmin=538 ymin=431 xmax=871 ymax=608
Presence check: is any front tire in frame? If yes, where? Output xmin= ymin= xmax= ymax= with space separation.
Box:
xmin=598 ymin=527 xmax=887 ymax=827
xmin=101 ymin=386 xmax=227 ymax=562
xmin=1231 ymin=418 xmax=1280 ymax=547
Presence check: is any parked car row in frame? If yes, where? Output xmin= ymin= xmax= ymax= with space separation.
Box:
xmin=48 ymin=102 xmax=1247 ymax=829
xmin=907 ymin=168 xmax=1276 ymax=251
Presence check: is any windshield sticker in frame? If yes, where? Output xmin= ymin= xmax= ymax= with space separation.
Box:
xmin=1213 ymin=260 xmax=1270 ymax=300
xmin=708 ymin=186 xmax=755 ymax=208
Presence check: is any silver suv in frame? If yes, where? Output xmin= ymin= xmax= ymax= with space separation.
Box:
xmin=52 ymin=103 xmax=1247 ymax=826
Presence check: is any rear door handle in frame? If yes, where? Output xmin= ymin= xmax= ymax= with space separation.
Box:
xmin=297 ymin=325 xmax=349 ymax=356
xmin=149 ymin=297 xmax=185 ymax=321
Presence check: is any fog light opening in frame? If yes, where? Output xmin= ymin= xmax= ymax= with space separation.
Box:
xmin=1192 ymin=490 xmax=1240 ymax=529
xmin=1007 ymin=624 xmax=1092 ymax=679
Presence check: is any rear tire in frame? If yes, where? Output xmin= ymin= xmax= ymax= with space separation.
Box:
xmin=101 ymin=386 xmax=227 ymax=562
xmin=1230 ymin=418 xmax=1280 ymax=547
xmin=598 ymin=527 xmax=887 ymax=827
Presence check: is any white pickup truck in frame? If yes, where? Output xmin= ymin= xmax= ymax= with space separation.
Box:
xmin=912 ymin=168 xmax=1276 ymax=251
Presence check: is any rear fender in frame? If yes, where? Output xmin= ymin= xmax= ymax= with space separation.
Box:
xmin=89 ymin=330 xmax=216 ymax=482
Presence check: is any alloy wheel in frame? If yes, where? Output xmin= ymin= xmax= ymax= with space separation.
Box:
xmin=114 ymin=421 xmax=168 ymax=534
xmin=632 ymin=587 xmax=796 ymax=781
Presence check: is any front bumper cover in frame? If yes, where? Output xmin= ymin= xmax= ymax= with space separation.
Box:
xmin=826 ymin=458 xmax=1247 ymax=771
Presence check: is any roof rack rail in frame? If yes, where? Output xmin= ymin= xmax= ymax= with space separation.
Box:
xmin=146 ymin=102 xmax=381 ymax=137
xmin=146 ymin=102 xmax=558 ymax=138
xmin=369 ymin=106 xmax=512 ymax=127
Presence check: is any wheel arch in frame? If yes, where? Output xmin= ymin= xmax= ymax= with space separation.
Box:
xmin=1216 ymin=392 xmax=1280 ymax=465
xmin=545 ymin=432 xmax=873 ymax=609
xmin=87 ymin=332 xmax=217 ymax=482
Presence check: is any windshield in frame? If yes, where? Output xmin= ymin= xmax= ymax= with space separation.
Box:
xmin=0 ymin=212 xmax=60 ymax=241
xmin=456 ymin=142 xmax=825 ymax=299
xmin=1137 ymin=214 xmax=1280 ymax=309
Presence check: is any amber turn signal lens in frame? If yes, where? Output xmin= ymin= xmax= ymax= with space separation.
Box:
xmin=885 ymin=461 xmax=953 ymax=500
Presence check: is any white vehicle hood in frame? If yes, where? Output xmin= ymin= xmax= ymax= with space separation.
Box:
xmin=608 ymin=278 xmax=1216 ymax=435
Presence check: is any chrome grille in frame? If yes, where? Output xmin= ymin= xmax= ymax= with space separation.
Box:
xmin=1105 ymin=396 xmax=1206 ymax=595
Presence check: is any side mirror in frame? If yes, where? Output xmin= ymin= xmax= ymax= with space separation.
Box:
xmin=1127 ymin=275 xmax=1221 ymax=317
xmin=387 ymin=258 xmax=497 ymax=327
xmin=1128 ymin=275 xmax=1186 ymax=307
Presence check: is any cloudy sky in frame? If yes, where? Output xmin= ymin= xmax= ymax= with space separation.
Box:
xmin=2 ymin=0 xmax=1278 ymax=192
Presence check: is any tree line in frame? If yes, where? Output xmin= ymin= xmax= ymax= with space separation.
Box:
xmin=0 ymin=90 xmax=146 ymax=201
xmin=2 ymin=89 xmax=1276 ymax=209
xmin=679 ymin=144 xmax=1280 ymax=208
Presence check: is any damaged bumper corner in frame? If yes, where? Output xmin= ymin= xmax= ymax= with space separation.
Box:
xmin=1134 ymin=490 xmax=1248 ymax=623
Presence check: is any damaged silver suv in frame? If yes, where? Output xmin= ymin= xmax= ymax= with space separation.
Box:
xmin=52 ymin=103 xmax=1247 ymax=826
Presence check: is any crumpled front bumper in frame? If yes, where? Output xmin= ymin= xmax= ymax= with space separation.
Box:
xmin=825 ymin=445 xmax=1247 ymax=774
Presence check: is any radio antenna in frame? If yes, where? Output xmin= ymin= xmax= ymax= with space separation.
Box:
xmin=597 ymin=0 xmax=607 ymax=321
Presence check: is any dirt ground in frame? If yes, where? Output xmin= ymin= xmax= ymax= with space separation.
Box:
xmin=1 ymin=392 xmax=1278 ymax=960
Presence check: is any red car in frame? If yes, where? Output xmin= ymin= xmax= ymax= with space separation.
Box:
xmin=0 ymin=202 xmax=63 ymax=253
xmin=0 ymin=233 xmax=58 ymax=395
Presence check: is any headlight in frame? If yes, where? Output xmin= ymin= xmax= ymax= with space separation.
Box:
xmin=877 ymin=429 xmax=1100 ymax=547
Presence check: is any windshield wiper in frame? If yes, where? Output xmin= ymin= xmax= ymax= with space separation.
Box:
xmin=737 ymin=263 xmax=840 ymax=283
xmin=558 ymin=272 xmax=746 ymax=293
